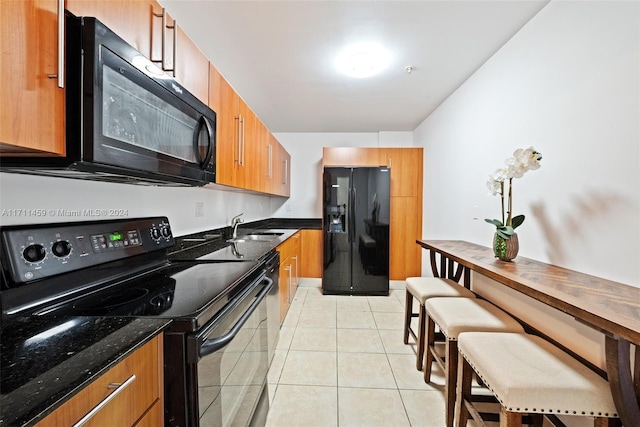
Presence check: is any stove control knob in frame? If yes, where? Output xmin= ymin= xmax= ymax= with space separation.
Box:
xmin=23 ymin=244 xmax=46 ymax=263
xmin=151 ymin=228 xmax=161 ymax=240
xmin=161 ymin=226 xmax=171 ymax=238
xmin=52 ymin=241 xmax=72 ymax=258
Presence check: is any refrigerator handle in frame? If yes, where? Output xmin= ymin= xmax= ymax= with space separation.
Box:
xmin=349 ymin=187 xmax=356 ymax=242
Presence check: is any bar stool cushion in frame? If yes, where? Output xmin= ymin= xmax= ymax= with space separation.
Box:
xmin=425 ymin=298 xmax=524 ymax=339
xmin=406 ymin=277 xmax=475 ymax=304
xmin=457 ymin=332 xmax=618 ymax=417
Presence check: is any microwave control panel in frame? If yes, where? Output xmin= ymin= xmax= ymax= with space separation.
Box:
xmin=1 ymin=217 xmax=174 ymax=285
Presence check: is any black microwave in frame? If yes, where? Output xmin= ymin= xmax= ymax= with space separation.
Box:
xmin=2 ymin=14 xmax=215 ymax=186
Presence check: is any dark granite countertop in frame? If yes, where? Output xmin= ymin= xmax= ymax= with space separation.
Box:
xmin=0 ymin=315 xmax=171 ymax=426
xmin=170 ymin=218 xmax=320 ymax=261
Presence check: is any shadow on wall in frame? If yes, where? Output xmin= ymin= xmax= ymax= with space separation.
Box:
xmin=530 ymin=189 xmax=634 ymax=264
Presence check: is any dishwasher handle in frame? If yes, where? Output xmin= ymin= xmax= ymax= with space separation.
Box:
xmin=199 ymin=277 xmax=273 ymax=358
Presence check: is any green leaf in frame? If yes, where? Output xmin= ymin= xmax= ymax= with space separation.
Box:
xmin=511 ymin=215 xmax=525 ymax=229
xmin=496 ymin=227 xmax=514 ymax=240
xmin=484 ymin=218 xmax=504 ymax=227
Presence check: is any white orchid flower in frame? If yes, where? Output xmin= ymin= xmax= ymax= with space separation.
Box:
xmin=485 ymin=147 xmax=542 ymax=241
xmin=486 ymin=178 xmax=502 ymax=196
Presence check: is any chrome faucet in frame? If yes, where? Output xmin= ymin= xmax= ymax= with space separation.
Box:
xmin=231 ymin=213 xmax=244 ymax=239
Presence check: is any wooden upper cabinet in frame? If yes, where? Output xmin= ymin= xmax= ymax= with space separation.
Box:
xmin=0 ymin=0 xmax=65 ymax=156
xmin=322 ymin=147 xmax=386 ymax=167
xmin=65 ymin=0 xmax=155 ymax=58
xmin=237 ymin=97 xmax=256 ymax=190
xmin=209 ymin=64 xmax=240 ymax=187
xmin=251 ymin=116 xmax=269 ymax=193
xmin=386 ymin=148 xmax=423 ymax=197
xmin=160 ymin=12 xmax=209 ymax=104
xmin=269 ymin=134 xmax=286 ymax=196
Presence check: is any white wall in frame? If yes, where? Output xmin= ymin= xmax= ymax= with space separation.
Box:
xmin=412 ymin=0 xmax=639 ymax=394
xmin=0 ymin=173 xmax=273 ymax=236
xmin=272 ymin=131 xmax=413 ymax=218
xmin=0 ymin=131 xmax=412 ymax=234
xmin=414 ymin=0 xmax=639 ymax=288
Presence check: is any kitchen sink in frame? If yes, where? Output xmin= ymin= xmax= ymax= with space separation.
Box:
xmin=227 ymin=232 xmax=284 ymax=243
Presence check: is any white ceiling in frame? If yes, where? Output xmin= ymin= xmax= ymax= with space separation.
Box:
xmin=161 ymin=0 xmax=550 ymax=133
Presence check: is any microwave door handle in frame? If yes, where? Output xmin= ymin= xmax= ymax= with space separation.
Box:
xmin=201 ymin=116 xmax=214 ymax=168
xmin=193 ymin=116 xmax=214 ymax=169
xmin=199 ymin=277 xmax=273 ymax=358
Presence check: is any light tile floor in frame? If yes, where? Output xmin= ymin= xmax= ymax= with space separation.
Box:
xmin=265 ymin=279 xmax=449 ymax=427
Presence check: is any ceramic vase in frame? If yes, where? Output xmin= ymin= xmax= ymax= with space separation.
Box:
xmin=493 ymin=232 xmax=519 ymax=262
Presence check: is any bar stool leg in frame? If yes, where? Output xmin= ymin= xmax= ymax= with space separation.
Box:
xmin=445 ymin=340 xmax=458 ymax=427
xmin=404 ymin=290 xmax=413 ymax=344
xmin=455 ymin=356 xmax=473 ymax=427
xmin=423 ymin=316 xmax=436 ymax=381
xmin=499 ymin=407 xmax=521 ymax=427
xmin=416 ymin=303 xmax=427 ymax=370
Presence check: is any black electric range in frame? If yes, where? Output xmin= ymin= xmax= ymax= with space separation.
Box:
xmin=0 ymin=217 xmax=276 ymax=427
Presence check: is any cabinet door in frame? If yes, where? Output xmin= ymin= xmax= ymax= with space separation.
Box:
xmin=300 ymin=230 xmax=323 ymax=278
xmin=270 ymin=136 xmax=291 ymax=197
xmin=0 ymin=0 xmax=65 ymax=155
xmin=36 ymin=335 xmax=163 ymax=427
xmin=174 ymin=26 xmax=209 ymax=104
xmin=210 ymin=64 xmax=240 ymax=187
xmin=251 ymin=116 xmax=270 ymax=193
xmin=301 ymin=229 xmax=323 ymax=278
xmin=322 ymin=147 xmax=385 ymax=167
xmin=65 ymin=0 xmax=155 ymax=59
xmin=160 ymin=13 xmax=209 ymax=104
xmin=389 ymin=196 xmax=422 ymax=280
xmin=278 ymin=257 xmax=291 ymax=324
xmin=386 ymin=148 xmax=423 ymax=197
xmin=291 ymin=232 xmax=301 ymax=289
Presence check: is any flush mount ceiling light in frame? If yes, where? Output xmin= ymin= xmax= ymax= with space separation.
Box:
xmin=335 ymin=43 xmax=391 ymax=78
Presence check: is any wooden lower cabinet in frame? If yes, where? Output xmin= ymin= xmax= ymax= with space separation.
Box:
xmin=277 ymin=232 xmax=301 ymax=324
xmin=389 ymin=197 xmax=422 ymax=279
xmin=133 ymin=399 xmax=163 ymax=427
xmin=36 ymin=334 xmax=164 ymax=427
xmin=301 ymin=229 xmax=323 ymax=278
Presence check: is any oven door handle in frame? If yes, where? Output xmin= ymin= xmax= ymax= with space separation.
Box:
xmin=199 ymin=277 xmax=273 ymax=358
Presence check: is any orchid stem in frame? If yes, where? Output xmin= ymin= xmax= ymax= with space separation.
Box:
xmin=500 ymin=181 xmax=505 ymax=225
xmin=507 ymin=178 xmax=513 ymax=227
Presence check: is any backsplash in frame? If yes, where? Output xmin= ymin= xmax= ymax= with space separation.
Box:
xmin=0 ymin=172 xmax=278 ymax=236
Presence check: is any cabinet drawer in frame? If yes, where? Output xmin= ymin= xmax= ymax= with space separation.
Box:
xmin=36 ymin=335 xmax=162 ymax=427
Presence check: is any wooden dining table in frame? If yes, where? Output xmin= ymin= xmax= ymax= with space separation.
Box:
xmin=417 ymin=240 xmax=640 ymax=427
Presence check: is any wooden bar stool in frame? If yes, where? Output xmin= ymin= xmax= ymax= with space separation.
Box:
xmin=403 ymin=277 xmax=476 ymax=371
xmin=423 ymin=297 xmax=525 ymax=427
xmin=456 ymin=332 xmax=619 ymax=427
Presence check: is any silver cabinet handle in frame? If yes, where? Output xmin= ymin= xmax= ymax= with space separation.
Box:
xmin=240 ymin=116 xmax=245 ymax=166
xmin=154 ymin=8 xmax=176 ymax=75
xmin=50 ymin=0 xmax=64 ymax=88
xmin=284 ymin=159 xmax=288 ymax=185
xmin=72 ymin=375 xmax=136 ymax=427
xmin=285 ymin=265 xmax=293 ymax=303
xmin=267 ymin=144 xmax=273 ymax=178
xmin=235 ymin=116 xmax=242 ymax=165
xmin=171 ymin=15 xmax=177 ymax=77
xmin=235 ymin=115 xmax=245 ymax=166
xmin=292 ymin=255 xmax=298 ymax=286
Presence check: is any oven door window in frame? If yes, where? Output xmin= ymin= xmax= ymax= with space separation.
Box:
xmin=197 ymin=285 xmax=269 ymax=426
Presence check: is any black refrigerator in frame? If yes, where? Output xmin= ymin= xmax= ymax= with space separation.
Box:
xmin=322 ymin=167 xmax=390 ymax=295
